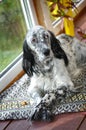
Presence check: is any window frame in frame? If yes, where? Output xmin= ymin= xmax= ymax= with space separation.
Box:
xmin=0 ymin=0 xmax=86 ymax=92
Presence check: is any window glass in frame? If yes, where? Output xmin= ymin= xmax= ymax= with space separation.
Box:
xmin=0 ymin=0 xmax=27 ymax=72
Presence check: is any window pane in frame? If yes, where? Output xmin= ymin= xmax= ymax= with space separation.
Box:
xmin=0 ymin=0 xmax=27 ymax=72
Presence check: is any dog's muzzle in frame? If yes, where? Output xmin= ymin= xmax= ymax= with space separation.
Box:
xmin=43 ymin=49 xmax=50 ymax=56
xmin=43 ymin=48 xmax=53 ymax=66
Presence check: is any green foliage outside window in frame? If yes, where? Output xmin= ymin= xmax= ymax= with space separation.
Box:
xmin=0 ymin=0 xmax=27 ymax=72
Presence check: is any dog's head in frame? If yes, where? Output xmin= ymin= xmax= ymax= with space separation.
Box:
xmin=23 ymin=25 xmax=68 ymax=76
xmin=25 ymin=26 xmax=53 ymax=62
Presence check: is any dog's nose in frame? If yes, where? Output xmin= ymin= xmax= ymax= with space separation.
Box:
xmin=43 ymin=49 xmax=50 ymax=56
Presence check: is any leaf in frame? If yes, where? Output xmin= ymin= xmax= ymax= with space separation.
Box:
xmin=57 ymin=1 xmax=67 ymax=10
xmin=52 ymin=9 xmax=71 ymax=19
xmin=52 ymin=14 xmax=62 ymax=17
xmin=49 ymin=3 xmax=57 ymax=12
xmin=66 ymin=1 xmax=78 ymax=11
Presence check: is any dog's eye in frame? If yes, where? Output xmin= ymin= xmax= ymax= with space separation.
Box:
xmin=43 ymin=34 xmax=49 ymax=39
xmin=31 ymin=37 xmax=36 ymax=43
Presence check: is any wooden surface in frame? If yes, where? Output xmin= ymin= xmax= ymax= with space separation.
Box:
xmin=0 ymin=113 xmax=86 ymax=130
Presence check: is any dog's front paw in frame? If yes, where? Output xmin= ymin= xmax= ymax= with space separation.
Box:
xmin=32 ymin=104 xmax=54 ymax=122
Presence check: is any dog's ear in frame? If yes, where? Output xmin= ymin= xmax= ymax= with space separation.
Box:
xmin=22 ymin=40 xmax=35 ymax=77
xmin=48 ymin=31 xmax=68 ymax=66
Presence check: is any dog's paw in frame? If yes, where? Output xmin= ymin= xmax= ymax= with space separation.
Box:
xmin=31 ymin=104 xmax=54 ymax=122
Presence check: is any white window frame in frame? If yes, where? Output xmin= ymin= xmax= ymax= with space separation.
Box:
xmin=0 ymin=0 xmax=38 ymax=92
xmin=0 ymin=0 xmax=86 ymax=92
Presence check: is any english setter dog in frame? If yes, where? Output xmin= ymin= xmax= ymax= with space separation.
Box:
xmin=23 ymin=25 xmax=86 ymax=121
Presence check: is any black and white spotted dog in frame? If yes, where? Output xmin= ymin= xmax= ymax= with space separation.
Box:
xmin=23 ymin=25 xmax=86 ymax=121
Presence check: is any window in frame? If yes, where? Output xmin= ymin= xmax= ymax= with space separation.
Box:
xmin=0 ymin=0 xmax=38 ymax=91
xmin=0 ymin=0 xmax=26 ymax=72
